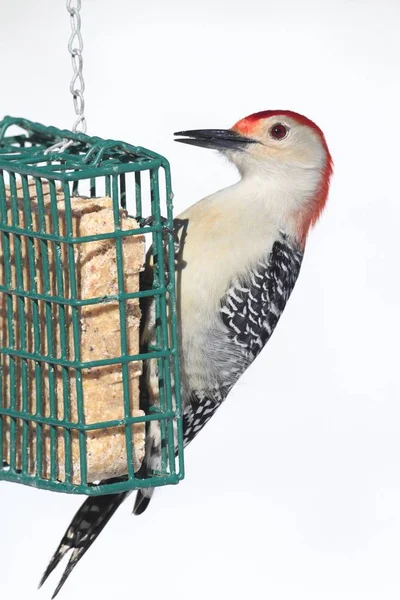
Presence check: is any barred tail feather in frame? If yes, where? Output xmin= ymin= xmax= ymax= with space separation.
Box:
xmin=39 ymin=491 xmax=130 ymax=598
xmin=133 ymin=488 xmax=154 ymax=516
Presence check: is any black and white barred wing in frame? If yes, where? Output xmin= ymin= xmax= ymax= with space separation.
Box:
xmin=220 ymin=236 xmax=303 ymax=364
xmin=182 ymin=236 xmax=303 ymax=447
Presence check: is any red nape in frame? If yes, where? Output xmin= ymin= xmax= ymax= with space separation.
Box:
xmin=234 ymin=110 xmax=333 ymax=244
xmin=299 ymin=154 xmax=333 ymax=245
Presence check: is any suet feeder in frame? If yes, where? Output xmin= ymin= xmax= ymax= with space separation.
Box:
xmin=0 ymin=116 xmax=184 ymax=495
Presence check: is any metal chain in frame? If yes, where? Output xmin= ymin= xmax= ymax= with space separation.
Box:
xmin=45 ymin=0 xmax=87 ymax=153
xmin=45 ymin=0 xmax=86 ymax=154
xmin=67 ymin=0 xmax=87 ymax=134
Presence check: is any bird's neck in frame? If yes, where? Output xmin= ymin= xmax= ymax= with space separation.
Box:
xmin=226 ymin=163 xmax=326 ymax=246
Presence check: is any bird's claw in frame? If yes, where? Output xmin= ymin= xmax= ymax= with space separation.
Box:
xmin=140 ymin=215 xmax=181 ymax=250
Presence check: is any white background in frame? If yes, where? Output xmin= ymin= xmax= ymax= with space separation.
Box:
xmin=1 ymin=1 xmax=400 ymax=599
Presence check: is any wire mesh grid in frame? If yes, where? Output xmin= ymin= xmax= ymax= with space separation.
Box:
xmin=0 ymin=117 xmax=184 ymax=495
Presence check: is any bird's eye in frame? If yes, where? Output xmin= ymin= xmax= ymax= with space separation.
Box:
xmin=269 ymin=123 xmax=288 ymax=140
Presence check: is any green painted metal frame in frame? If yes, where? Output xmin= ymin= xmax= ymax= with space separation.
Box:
xmin=0 ymin=116 xmax=184 ymax=495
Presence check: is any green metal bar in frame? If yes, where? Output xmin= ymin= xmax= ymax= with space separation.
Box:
xmin=0 ymin=159 xmax=163 ymax=181
xmin=0 ymin=221 xmax=159 ymax=244
xmin=20 ymin=175 xmax=38 ymax=474
xmin=33 ymin=177 xmax=48 ymax=478
xmin=105 ymin=175 xmax=111 ymax=197
xmin=112 ymin=175 xmax=135 ymax=480
xmin=150 ymin=169 xmax=168 ymax=475
xmin=0 ymin=405 xmax=172 ymax=430
xmin=162 ymin=162 xmax=184 ymax=479
xmin=47 ymin=181 xmax=61 ymax=481
xmin=119 ymin=173 xmax=126 ymax=209
xmin=0 ymin=282 xmax=167 ymax=307
xmin=62 ymin=182 xmax=87 ymax=485
xmin=0 ymin=116 xmax=166 ymax=160
xmin=8 ymin=173 xmax=26 ymax=473
xmin=135 ymin=172 xmax=142 ymax=219
xmin=45 ymin=180 xmax=72 ymax=484
xmin=15 ymin=158 xmax=133 ymax=170
xmin=151 ymin=168 xmax=176 ymax=476
xmin=0 ymin=177 xmax=16 ymax=472
xmin=0 ymin=468 xmax=181 ymax=496
xmin=0 ymin=346 xmax=172 ymax=369
xmin=0 ymin=147 xmax=44 ymax=158
xmin=0 ymin=171 xmax=8 ymax=468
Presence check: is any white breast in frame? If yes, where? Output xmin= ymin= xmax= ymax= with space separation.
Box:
xmin=176 ymin=174 xmax=303 ymax=392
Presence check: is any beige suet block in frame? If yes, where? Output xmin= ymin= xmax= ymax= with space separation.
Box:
xmin=0 ymin=180 xmax=145 ymax=484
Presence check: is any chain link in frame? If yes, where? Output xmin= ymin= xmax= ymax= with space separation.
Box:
xmin=67 ymin=0 xmax=87 ymax=134
xmin=45 ymin=0 xmax=87 ymax=154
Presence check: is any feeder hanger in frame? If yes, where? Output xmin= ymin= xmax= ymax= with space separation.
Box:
xmin=46 ymin=0 xmax=87 ymax=154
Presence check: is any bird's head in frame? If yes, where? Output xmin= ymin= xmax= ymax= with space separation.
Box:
xmin=174 ymin=110 xmax=333 ymax=242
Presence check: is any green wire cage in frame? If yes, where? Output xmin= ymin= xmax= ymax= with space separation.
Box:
xmin=0 ymin=116 xmax=184 ymax=496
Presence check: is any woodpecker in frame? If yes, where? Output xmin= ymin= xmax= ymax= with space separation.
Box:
xmin=39 ymin=110 xmax=333 ymax=597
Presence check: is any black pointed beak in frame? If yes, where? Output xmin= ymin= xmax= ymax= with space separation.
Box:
xmin=173 ymin=129 xmax=258 ymax=151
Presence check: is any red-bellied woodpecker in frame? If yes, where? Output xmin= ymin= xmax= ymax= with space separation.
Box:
xmin=39 ymin=110 xmax=333 ymax=597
